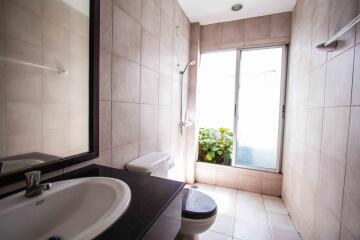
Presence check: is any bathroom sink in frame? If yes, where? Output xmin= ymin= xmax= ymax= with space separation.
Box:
xmin=0 ymin=177 xmax=131 ymax=240
xmin=1 ymin=159 xmax=44 ymax=173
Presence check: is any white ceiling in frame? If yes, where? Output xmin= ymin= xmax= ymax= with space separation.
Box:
xmin=177 ymin=0 xmax=297 ymax=25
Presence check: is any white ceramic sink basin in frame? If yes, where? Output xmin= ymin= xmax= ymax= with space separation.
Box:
xmin=0 ymin=177 xmax=131 ymax=240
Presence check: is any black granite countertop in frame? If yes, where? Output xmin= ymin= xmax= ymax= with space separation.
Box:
xmin=48 ymin=164 xmax=185 ymax=240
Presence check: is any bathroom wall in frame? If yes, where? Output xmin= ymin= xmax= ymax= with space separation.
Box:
xmin=98 ymin=0 xmax=191 ymax=180
xmin=282 ymin=0 xmax=360 ymax=239
xmin=0 ymin=0 xmax=89 ymax=159
xmin=199 ymin=12 xmax=292 ymax=52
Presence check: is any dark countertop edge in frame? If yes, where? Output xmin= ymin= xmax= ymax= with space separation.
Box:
xmin=137 ymin=176 xmax=185 ymax=239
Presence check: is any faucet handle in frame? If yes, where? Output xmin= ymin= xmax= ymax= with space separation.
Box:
xmin=25 ymin=171 xmax=41 ymax=189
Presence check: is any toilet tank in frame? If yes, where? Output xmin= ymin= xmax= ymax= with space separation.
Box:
xmin=126 ymin=152 xmax=170 ymax=178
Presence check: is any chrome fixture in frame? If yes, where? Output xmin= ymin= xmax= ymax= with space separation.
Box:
xmin=179 ymin=60 xmax=196 ymax=134
xmin=0 ymin=56 xmax=68 ymax=74
xmin=24 ymin=171 xmax=52 ymax=198
xmin=317 ymin=14 xmax=360 ymax=51
xmin=231 ymin=3 xmax=243 ymax=11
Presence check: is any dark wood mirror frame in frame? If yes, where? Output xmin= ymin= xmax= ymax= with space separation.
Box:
xmin=0 ymin=0 xmax=100 ymax=187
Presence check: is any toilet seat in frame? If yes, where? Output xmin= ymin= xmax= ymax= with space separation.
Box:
xmin=182 ymin=188 xmax=217 ymax=220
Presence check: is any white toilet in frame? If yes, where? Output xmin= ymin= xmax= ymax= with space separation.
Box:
xmin=126 ymin=152 xmax=217 ymax=238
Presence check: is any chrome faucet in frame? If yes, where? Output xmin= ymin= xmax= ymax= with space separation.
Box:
xmin=24 ymin=171 xmax=51 ymax=198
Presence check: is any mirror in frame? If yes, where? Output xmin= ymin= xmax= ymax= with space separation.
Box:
xmin=0 ymin=0 xmax=99 ymax=181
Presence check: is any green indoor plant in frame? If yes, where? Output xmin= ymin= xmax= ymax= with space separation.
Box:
xmin=198 ymin=127 xmax=234 ymax=165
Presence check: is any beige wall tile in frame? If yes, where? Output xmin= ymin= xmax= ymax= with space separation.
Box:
xmin=42 ymin=48 xmax=70 ymax=77
xmin=42 ymin=21 xmax=70 ymax=53
xmin=99 ymin=101 xmax=111 ymax=152
xmin=262 ymin=177 xmax=282 ymax=196
xmin=160 ymin=0 xmax=174 ymax=17
xmin=190 ymin=23 xmax=200 ymax=45
xmin=69 ymin=7 xmax=89 ymax=37
xmin=112 ymin=141 xmax=139 ymax=169
xmin=352 ymin=44 xmax=360 ymax=106
xmin=8 ymin=0 xmax=42 ymax=16
xmin=69 ymin=33 xmax=88 ymax=60
xmin=113 ymin=5 xmax=141 ymax=63
xmin=244 ymin=16 xmax=271 ymax=43
xmin=310 ymin=0 xmax=330 ymax=70
xmin=284 ymin=1 xmax=360 ymax=239
xmin=328 ymin=0 xmax=357 ymax=59
xmin=6 ymin=102 xmax=41 ymax=134
xmin=221 ymin=20 xmax=244 ymax=48
xmin=346 ymin=107 xmax=360 ymax=178
xmin=160 ymin=9 xmax=174 ymax=48
xmin=42 ymin=0 xmax=70 ymax=30
xmin=215 ymin=167 xmax=239 ymax=189
xmin=42 ymin=103 xmax=69 ymax=130
xmin=314 ymin=204 xmax=341 ymax=240
xmin=94 ymin=150 xmax=112 ymax=167
xmin=5 ymin=2 xmax=42 ymax=46
xmin=174 ymin=2 xmax=184 ymax=37
xmin=306 ymin=108 xmax=323 ymax=150
xmin=308 ymin=64 xmax=326 ymax=108
xmin=300 ymin=186 xmax=317 ymax=231
xmin=112 ymin=53 xmax=140 ymax=103
xmin=158 ymin=133 xmax=171 ymax=153
xmin=342 ymin=169 xmax=360 ymax=238
xmin=340 ymin=224 xmax=357 ymax=240
xmin=270 ymin=12 xmax=292 ymax=39
xmin=357 ymin=0 xmax=360 ymax=44
xmin=140 ymin=104 xmax=158 ymax=140
xmin=341 ymin=106 xmax=360 ymax=237
xmin=303 ymin=146 xmax=321 ymax=191
xmin=67 ymin=126 xmax=89 ymax=155
xmin=195 ymin=162 xmax=216 ymax=185
xmin=142 ymin=0 xmax=160 ymax=36
xmin=4 ymin=70 xmax=41 ymax=102
xmin=321 ymin=107 xmax=350 ymax=162
xmin=112 ymin=102 xmax=139 ymax=147
xmin=318 ymin=153 xmax=345 ymax=219
xmin=140 ymin=67 xmax=159 ymax=104
xmin=325 ymin=48 xmax=354 ymax=107
xmin=158 ymin=105 xmax=171 ymax=137
xmin=4 ymin=37 xmax=42 ymax=67
xmin=42 ymin=76 xmax=70 ymax=104
xmin=139 ymin=138 xmax=158 ymax=155
xmin=42 ymin=129 xmax=70 ymax=157
xmin=113 ymin=0 xmax=141 ymax=23
xmin=238 ymin=169 xmax=262 ymax=193
xmin=100 ymin=0 xmax=112 ymax=51
xmin=159 ymin=74 xmax=172 ymax=106
xmin=99 ymin=49 xmax=112 ymax=101
xmin=6 ymin=132 xmax=42 ymax=156
xmin=200 ymin=23 xmax=222 ymax=51
xmin=160 ymin=41 xmax=173 ymax=78
xmin=141 ymin=29 xmax=160 ymax=71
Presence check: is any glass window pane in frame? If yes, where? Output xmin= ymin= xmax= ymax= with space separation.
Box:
xmin=235 ymin=47 xmax=283 ymax=169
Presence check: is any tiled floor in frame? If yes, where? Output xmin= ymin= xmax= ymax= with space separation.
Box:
xmin=178 ymin=183 xmax=301 ymax=240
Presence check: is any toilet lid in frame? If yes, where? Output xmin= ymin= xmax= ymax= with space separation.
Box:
xmin=182 ymin=188 xmax=217 ymax=219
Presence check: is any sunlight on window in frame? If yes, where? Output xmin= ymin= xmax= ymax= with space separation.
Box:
xmin=198 ymin=50 xmax=236 ymax=130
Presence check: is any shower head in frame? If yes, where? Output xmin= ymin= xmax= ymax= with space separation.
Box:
xmin=180 ymin=60 xmax=196 ymax=74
